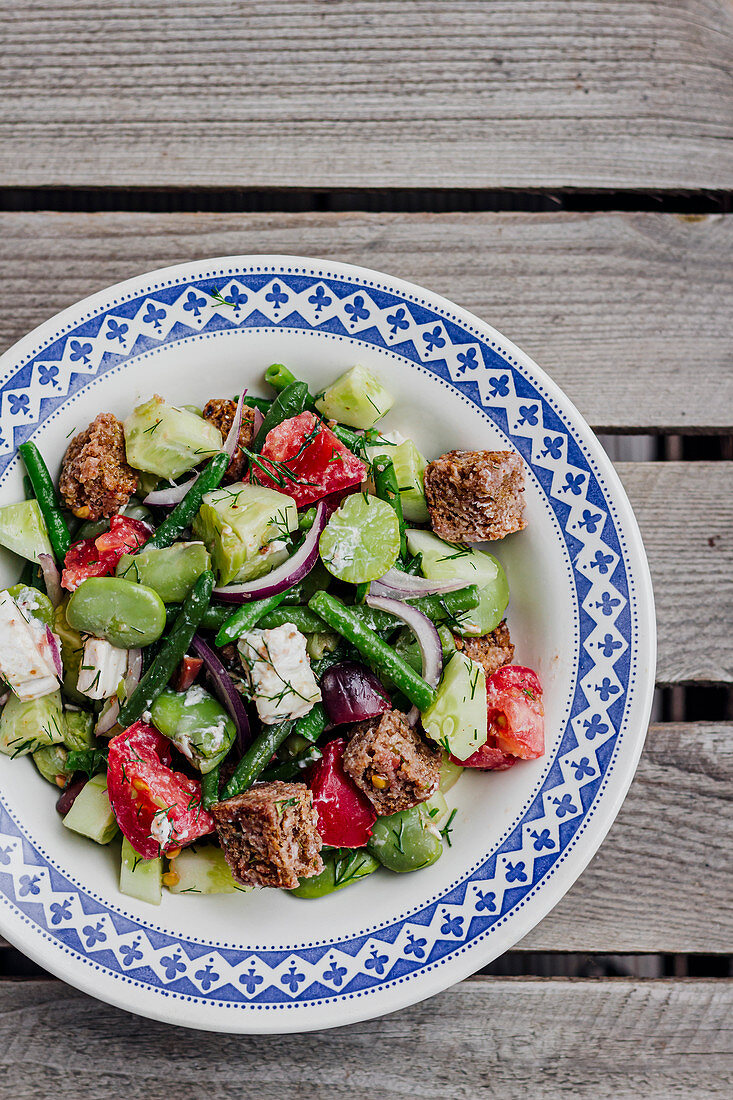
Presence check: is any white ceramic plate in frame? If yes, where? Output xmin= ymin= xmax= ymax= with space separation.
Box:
xmin=0 ymin=257 xmax=655 ymax=1033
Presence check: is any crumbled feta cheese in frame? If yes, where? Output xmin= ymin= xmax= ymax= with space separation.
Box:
xmin=77 ymin=638 xmax=128 ymax=701
xmin=0 ymin=591 xmax=59 ymax=701
xmin=149 ymin=812 xmax=172 ymax=848
xmin=141 ymin=710 xmax=153 ymax=725
xmin=182 ymin=685 xmax=208 ymax=706
xmin=238 ymin=623 xmax=321 ymax=725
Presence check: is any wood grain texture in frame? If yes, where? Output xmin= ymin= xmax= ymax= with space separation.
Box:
xmin=1 ymin=211 xmax=732 ymax=432
xmin=1 ymin=722 xmax=730 ymax=956
xmin=0 ymin=977 xmax=730 ymax=1097
xmin=617 ymin=463 xmax=732 ymax=685
xmin=2 ymin=0 xmax=733 ymax=189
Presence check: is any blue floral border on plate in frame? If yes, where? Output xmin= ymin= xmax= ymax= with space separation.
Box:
xmin=0 ymin=264 xmax=636 ymax=1011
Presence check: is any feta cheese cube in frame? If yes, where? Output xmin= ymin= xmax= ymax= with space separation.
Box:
xmin=0 ymin=591 xmax=59 ymax=701
xmin=77 ymin=638 xmax=128 ymax=701
xmin=238 ymin=623 xmax=321 ymax=725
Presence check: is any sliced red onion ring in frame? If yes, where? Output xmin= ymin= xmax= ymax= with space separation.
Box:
xmin=38 ymin=553 xmax=63 ymax=607
xmin=45 ymin=627 xmax=64 ymax=678
xmin=96 ymin=647 xmax=143 ymax=735
xmin=143 ymin=393 xmax=246 ymax=506
xmin=190 ymin=633 xmax=251 ymax=753
xmin=251 ymin=406 xmax=265 ymax=439
xmin=366 ymin=594 xmax=443 ymax=725
xmin=213 ymin=497 xmax=330 ymax=603
xmin=369 ymin=568 xmax=465 ymax=600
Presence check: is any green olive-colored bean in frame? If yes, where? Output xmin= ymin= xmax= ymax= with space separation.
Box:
xmin=366 ymin=805 xmax=443 ymax=873
xmin=66 ymin=577 xmax=167 ymax=648
xmin=291 ymin=847 xmax=380 ymax=898
xmin=150 ymin=686 xmax=235 ymax=773
xmin=116 ymin=542 xmax=212 ymax=603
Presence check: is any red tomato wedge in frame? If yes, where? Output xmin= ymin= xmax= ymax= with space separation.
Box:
xmin=452 ymin=665 xmax=544 ymax=768
xmin=107 ymin=722 xmax=214 ymax=858
xmin=309 ymin=738 xmax=376 ymax=847
xmin=252 ymin=412 xmax=367 ymax=507
xmin=61 ymin=515 xmax=150 ymax=591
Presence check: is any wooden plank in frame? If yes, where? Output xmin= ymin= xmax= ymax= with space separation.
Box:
xmin=519 ymin=722 xmax=733 ymax=952
xmin=0 ymin=977 xmax=730 ymax=1096
xmin=0 ymin=211 xmax=731 ymax=432
xmin=617 ymin=463 xmax=732 ymax=685
xmin=2 ymin=1 xmax=732 ymax=189
xmin=1 ymin=722 xmax=730 ymax=955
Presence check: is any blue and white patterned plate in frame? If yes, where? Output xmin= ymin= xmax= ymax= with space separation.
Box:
xmin=0 ymin=257 xmax=655 ymax=1033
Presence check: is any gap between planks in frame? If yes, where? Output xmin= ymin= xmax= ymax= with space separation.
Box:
xmin=0 ymin=211 xmax=730 ymax=433
xmin=0 ymin=722 xmax=730 ymax=955
xmin=0 ymin=977 xmax=730 ymax=1098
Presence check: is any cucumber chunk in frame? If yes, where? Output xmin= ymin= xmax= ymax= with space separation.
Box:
xmin=6 ymin=584 xmax=54 ymax=628
xmin=119 ymin=836 xmax=162 ymax=905
xmin=116 ymin=542 xmax=211 ymax=603
xmin=0 ymin=500 xmax=54 ymax=564
xmin=406 ymin=529 xmax=509 ymax=636
xmin=167 ymin=846 xmax=245 ymax=895
xmin=62 ymin=773 xmax=119 ymax=844
xmin=193 ymin=483 xmax=297 ymax=585
xmin=420 ymin=789 xmax=450 ymax=829
xmin=124 ymin=395 xmax=223 ymax=480
xmin=438 ymin=751 xmax=464 ymax=793
xmin=0 ymin=690 xmax=65 ymax=758
xmin=420 ymin=651 xmax=488 ymax=760
xmin=315 ymin=365 xmax=394 ymax=429
xmin=367 ymin=438 xmax=429 ymax=523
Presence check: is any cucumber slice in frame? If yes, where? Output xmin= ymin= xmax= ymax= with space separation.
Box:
xmin=420 ymin=789 xmax=449 ymax=829
xmin=62 ymin=773 xmax=119 ymax=844
xmin=438 ymin=751 xmax=464 ymax=792
xmin=124 ymin=395 xmax=222 ymax=480
xmin=0 ymin=500 xmax=54 ymax=564
xmin=406 ymin=529 xmax=509 ymax=636
xmin=120 ymin=836 xmax=162 ymax=905
xmin=421 ymin=651 xmax=488 ymax=760
xmin=167 ymin=846 xmax=246 ymax=895
xmin=315 ymin=365 xmax=394 ymax=429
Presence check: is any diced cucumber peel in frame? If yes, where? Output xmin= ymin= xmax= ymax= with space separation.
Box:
xmin=62 ymin=773 xmax=119 ymax=845
xmin=315 ymin=365 xmax=394 ymax=429
xmin=406 ymin=529 xmax=509 ymax=636
xmin=367 ymin=438 xmax=429 ymax=523
xmin=119 ymin=836 xmax=162 ymax=905
xmin=421 ymin=651 xmax=488 ymax=760
xmin=124 ymin=395 xmax=222 ymax=479
xmin=193 ymin=483 xmax=297 ymax=585
xmin=167 ymin=846 xmax=246 ymax=895
xmin=0 ymin=500 xmax=54 ymax=563
xmin=0 ymin=690 xmax=65 ymax=758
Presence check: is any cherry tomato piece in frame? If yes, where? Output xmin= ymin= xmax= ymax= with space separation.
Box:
xmin=309 ymin=738 xmax=376 ymax=847
xmin=107 ymin=721 xmax=214 ymax=858
xmin=62 ymin=515 xmax=151 ymax=591
xmin=252 ymin=412 xmax=367 ymax=507
xmin=452 ymin=665 xmax=544 ymax=768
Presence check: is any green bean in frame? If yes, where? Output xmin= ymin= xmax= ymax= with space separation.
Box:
xmin=298 ymin=506 xmax=317 ymax=532
xmin=144 ymin=452 xmax=229 ymax=552
xmin=18 ymin=441 xmax=71 ymax=564
xmin=215 ymin=591 xmax=290 ymax=647
xmin=330 ymin=424 xmax=364 ymax=453
xmin=404 ymin=552 xmax=423 ymax=576
xmin=308 ymin=592 xmax=437 ymax=712
xmin=242 ymin=395 xmax=274 ymax=414
xmin=292 ymin=702 xmax=327 ymax=744
xmin=201 ymin=765 xmax=220 ymax=809
xmin=260 ymin=744 xmax=322 ymax=784
xmin=164 ymin=602 xmax=230 ymax=632
xmin=221 ymin=720 xmax=294 ymax=800
xmin=118 ymin=570 xmax=215 ymax=726
xmin=257 ymin=606 xmax=327 ymax=633
xmin=372 ymin=456 xmax=407 ymax=560
xmin=251 ymin=382 xmax=310 ymax=452
xmin=264 ymin=364 xmax=318 ymax=408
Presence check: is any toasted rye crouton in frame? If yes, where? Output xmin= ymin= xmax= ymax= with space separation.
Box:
xmin=454 ymin=620 xmax=515 ymax=678
xmin=343 ymin=710 xmax=441 ymax=815
xmin=424 ymin=449 xmax=526 ymax=543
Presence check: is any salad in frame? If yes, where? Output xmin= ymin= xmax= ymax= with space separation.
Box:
xmin=0 ymin=362 xmax=544 ymax=903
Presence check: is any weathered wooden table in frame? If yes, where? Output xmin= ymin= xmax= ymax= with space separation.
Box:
xmin=1 ymin=2 xmax=731 ymax=1096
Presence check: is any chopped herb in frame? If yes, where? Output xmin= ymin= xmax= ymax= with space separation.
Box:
xmin=67 ymin=747 xmax=108 ymax=778
xmin=440 ymin=808 xmax=458 ymax=847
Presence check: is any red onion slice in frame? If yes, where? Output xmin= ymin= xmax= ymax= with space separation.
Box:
xmin=38 ymin=553 xmax=63 ymax=607
xmin=190 ymin=633 xmax=251 ymax=753
xmin=213 ymin=496 xmax=330 ymax=603
xmin=251 ymin=406 xmax=265 ymax=439
xmin=45 ymin=627 xmax=64 ymax=678
xmin=366 ymin=594 xmax=443 ymax=725
xmin=143 ymin=393 xmax=246 ymax=506
xmin=369 ymin=567 xmax=466 ymax=600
